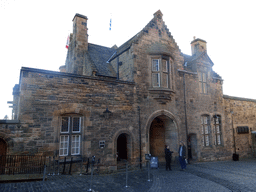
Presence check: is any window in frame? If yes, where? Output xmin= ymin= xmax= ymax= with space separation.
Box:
xmin=201 ymin=115 xmax=210 ymax=147
xmin=60 ymin=116 xmax=82 ymax=156
xmin=198 ymin=72 xmax=207 ymax=94
xmin=213 ymin=115 xmax=222 ymax=145
xmin=152 ymin=58 xmax=170 ymax=88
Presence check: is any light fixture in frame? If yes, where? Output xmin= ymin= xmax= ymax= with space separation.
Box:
xmin=103 ymin=107 xmax=112 ymax=119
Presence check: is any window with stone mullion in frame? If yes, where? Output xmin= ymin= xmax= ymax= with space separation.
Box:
xmin=199 ymin=72 xmax=207 ymax=94
xmin=152 ymin=58 xmax=169 ymax=88
xmin=201 ymin=115 xmax=210 ymax=147
xmin=214 ymin=115 xmax=221 ymax=145
xmin=152 ymin=59 xmax=160 ymax=87
xmin=60 ymin=116 xmax=81 ymax=156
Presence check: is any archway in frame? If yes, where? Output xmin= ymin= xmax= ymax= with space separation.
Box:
xmin=0 ymin=138 xmax=7 ymax=174
xmin=117 ymin=133 xmax=128 ymax=161
xmin=149 ymin=115 xmax=178 ymax=162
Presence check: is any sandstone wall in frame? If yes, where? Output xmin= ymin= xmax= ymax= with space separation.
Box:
xmin=224 ymin=95 xmax=256 ymax=158
xmin=9 ymin=67 xmax=137 ymax=165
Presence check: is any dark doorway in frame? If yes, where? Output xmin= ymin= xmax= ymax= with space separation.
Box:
xmin=189 ymin=134 xmax=197 ymax=160
xmin=0 ymin=138 xmax=7 ymax=174
xmin=117 ymin=133 xmax=128 ymax=160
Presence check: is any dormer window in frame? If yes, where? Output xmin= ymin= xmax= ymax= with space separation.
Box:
xmin=152 ymin=57 xmax=170 ymax=88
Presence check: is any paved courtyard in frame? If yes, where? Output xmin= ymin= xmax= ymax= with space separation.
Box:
xmin=1 ymin=158 xmax=256 ymax=192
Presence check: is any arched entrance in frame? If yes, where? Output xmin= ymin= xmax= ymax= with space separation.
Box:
xmin=117 ymin=133 xmax=129 ymax=161
xmin=149 ymin=115 xmax=178 ymax=162
xmin=0 ymin=138 xmax=7 ymax=174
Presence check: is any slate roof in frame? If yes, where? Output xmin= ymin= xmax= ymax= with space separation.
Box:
xmin=182 ymin=52 xmax=222 ymax=79
xmin=83 ymin=11 xmax=221 ymax=80
xmin=87 ymin=43 xmax=117 ymax=77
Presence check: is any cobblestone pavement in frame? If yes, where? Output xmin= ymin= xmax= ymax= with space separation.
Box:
xmin=1 ymin=158 xmax=256 ymax=192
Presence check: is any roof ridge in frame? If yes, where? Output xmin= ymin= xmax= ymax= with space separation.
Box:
xmin=88 ymin=43 xmax=115 ymax=50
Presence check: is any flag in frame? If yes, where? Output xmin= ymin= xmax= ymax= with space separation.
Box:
xmin=109 ymin=18 xmax=112 ymax=31
xmin=66 ymin=35 xmax=70 ymax=49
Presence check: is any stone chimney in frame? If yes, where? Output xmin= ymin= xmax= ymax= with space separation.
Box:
xmin=69 ymin=13 xmax=88 ymax=75
xmin=191 ymin=38 xmax=207 ymax=56
xmin=59 ymin=65 xmax=66 ymax=73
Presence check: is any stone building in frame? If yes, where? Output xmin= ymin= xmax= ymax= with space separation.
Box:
xmin=1 ymin=10 xmax=256 ymax=166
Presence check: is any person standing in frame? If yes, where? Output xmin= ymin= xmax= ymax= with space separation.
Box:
xmin=178 ymin=141 xmax=187 ymax=170
xmin=165 ymin=145 xmax=173 ymax=171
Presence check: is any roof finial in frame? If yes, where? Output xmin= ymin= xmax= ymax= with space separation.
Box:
xmin=193 ymin=36 xmax=196 ymax=40
xmin=153 ymin=10 xmax=163 ymax=19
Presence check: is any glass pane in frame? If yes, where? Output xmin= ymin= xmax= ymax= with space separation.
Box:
xmin=202 ymin=136 xmax=204 ymax=146
xmin=61 ymin=117 xmax=69 ymax=132
xmin=205 ymin=136 xmax=209 ymax=146
xmin=203 ymin=83 xmax=207 ymax=93
xmin=60 ymin=135 xmax=69 ymax=156
xmin=71 ymin=135 xmax=80 ymax=155
xmin=203 ymin=73 xmax=207 ymax=82
xmin=198 ymin=72 xmax=202 ymax=81
xmin=205 ymin=126 xmax=208 ymax=134
xmin=162 ymin=73 xmax=168 ymax=88
xmin=152 ymin=59 xmax=159 ymax=71
xmin=217 ymin=135 xmax=221 ymax=145
xmin=215 ymin=118 xmax=219 ymax=124
xmin=201 ymin=116 xmax=204 ymax=124
xmin=152 ymin=73 xmax=160 ymax=87
xmin=216 ymin=125 xmax=220 ymax=133
xmin=201 ymin=125 xmax=204 ymax=134
xmin=73 ymin=117 xmax=80 ymax=132
xmin=204 ymin=117 xmax=208 ymax=125
xmin=199 ymin=83 xmax=203 ymax=93
xmin=59 ymin=149 xmax=63 ymax=156
xmin=162 ymin=60 xmax=168 ymax=72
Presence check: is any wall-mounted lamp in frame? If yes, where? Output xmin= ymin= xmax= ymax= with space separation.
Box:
xmin=103 ymin=107 xmax=112 ymax=119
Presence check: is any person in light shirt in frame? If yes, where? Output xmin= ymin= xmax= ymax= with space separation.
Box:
xmin=178 ymin=141 xmax=187 ymax=170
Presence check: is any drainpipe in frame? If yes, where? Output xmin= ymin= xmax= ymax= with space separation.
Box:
xmin=231 ymin=111 xmax=236 ymax=154
xmin=183 ymin=73 xmax=189 ymax=160
xmin=138 ymin=106 xmax=142 ymax=169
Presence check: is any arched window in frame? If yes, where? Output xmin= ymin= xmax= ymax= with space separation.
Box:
xmin=213 ymin=115 xmax=222 ymax=145
xmin=60 ymin=116 xmax=82 ymax=156
xmin=201 ymin=115 xmax=210 ymax=147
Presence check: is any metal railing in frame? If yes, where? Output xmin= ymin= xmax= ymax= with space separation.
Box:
xmin=0 ymin=155 xmax=154 ymax=192
xmin=0 ymin=155 xmax=46 ymax=175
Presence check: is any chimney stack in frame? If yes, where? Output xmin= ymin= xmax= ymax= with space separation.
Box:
xmin=68 ymin=13 xmax=88 ymax=75
xmin=191 ymin=38 xmax=207 ymax=56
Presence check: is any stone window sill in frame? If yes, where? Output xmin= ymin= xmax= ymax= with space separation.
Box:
xmin=148 ymin=87 xmax=175 ymax=94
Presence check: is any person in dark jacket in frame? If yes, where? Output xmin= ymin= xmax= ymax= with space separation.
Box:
xmin=165 ymin=145 xmax=173 ymax=171
xmin=178 ymin=141 xmax=187 ymax=170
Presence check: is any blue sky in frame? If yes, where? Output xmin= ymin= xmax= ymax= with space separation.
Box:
xmin=1 ymin=0 xmax=256 ymax=119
